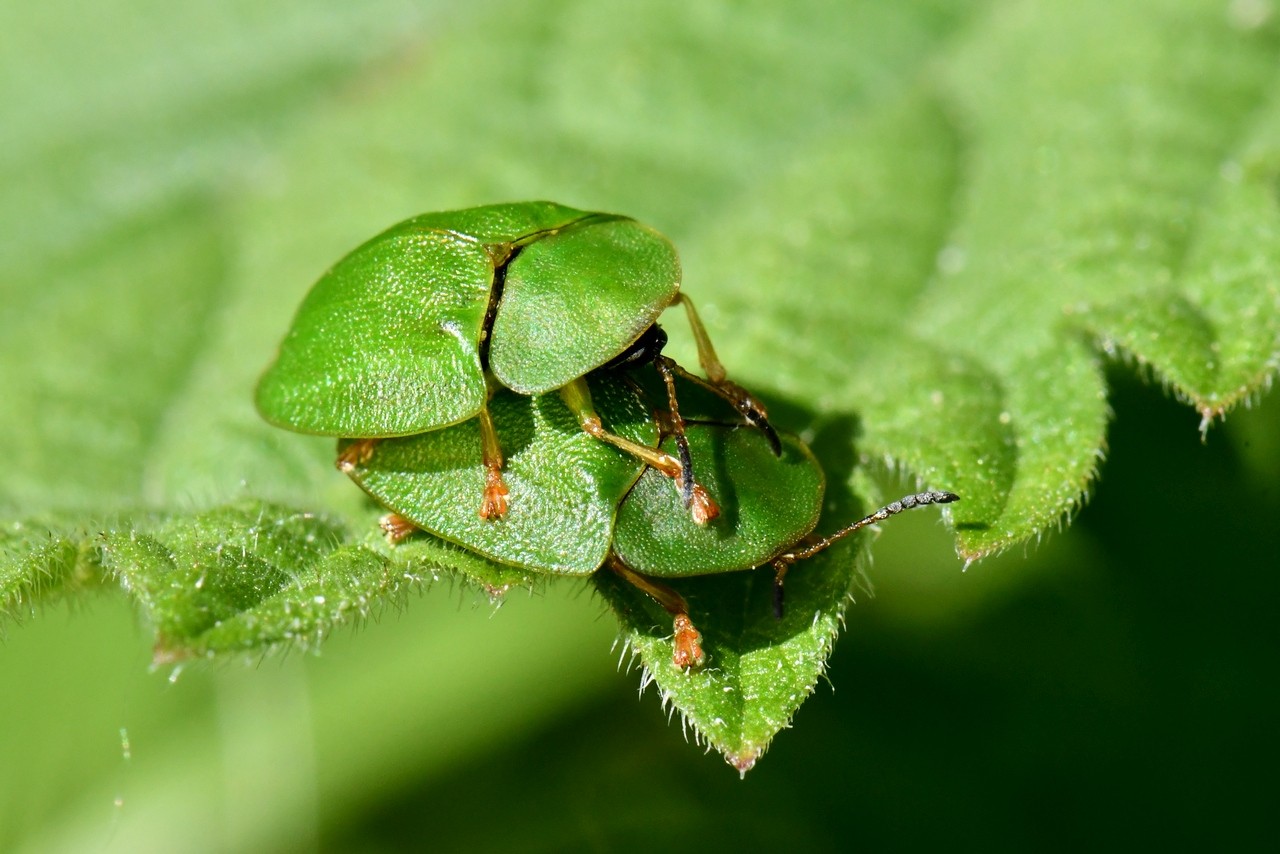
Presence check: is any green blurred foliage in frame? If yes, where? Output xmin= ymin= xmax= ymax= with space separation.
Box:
xmin=2 ymin=0 xmax=1278 ymax=850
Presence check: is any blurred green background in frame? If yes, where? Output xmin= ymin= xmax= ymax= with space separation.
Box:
xmin=3 ymin=1 xmax=1277 ymax=850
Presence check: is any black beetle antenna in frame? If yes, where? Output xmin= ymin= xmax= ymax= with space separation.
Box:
xmin=771 ymin=490 xmax=959 ymax=619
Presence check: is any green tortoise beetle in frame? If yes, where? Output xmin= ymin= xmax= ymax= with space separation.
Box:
xmin=340 ymin=377 xmax=958 ymax=669
xmin=256 ymin=202 xmax=779 ymax=525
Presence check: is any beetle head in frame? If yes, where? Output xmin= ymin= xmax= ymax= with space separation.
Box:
xmin=601 ymin=324 xmax=669 ymax=372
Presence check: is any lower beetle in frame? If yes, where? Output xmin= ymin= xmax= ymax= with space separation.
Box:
xmin=341 ymin=378 xmax=957 ymax=668
xmin=255 ymin=202 xmax=778 ymax=525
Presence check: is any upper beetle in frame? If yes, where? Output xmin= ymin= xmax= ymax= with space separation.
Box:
xmin=256 ymin=202 xmax=778 ymax=524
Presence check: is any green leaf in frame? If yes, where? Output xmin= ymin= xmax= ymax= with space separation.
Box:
xmin=0 ymin=502 xmax=441 ymax=663
xmin=681 ymin=0 xmax=1280 ymax=561
xmin=5 ymin=0 xmax=1280 ymax=791
xmin=101 ymin=503 xmax=406 ymax=662
xmin=1 ymin=516 xmax=108 ymax=616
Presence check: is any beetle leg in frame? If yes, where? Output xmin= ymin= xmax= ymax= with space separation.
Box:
xmin=771 ymin=560 xmax=789 ymax=620
xmin=477 ymin=400 xmax=511 ymax=520
xmin=650 ymin=356 xmax=697 ymax=505
xmin=380 ymin=512 xmax=420 ymax=544
xmin=608 ymin=555 xmax=705 ymax=669
xmin=560 ymin=379 xmax=719 ymax=525
xmin=337 ymin=438 xmax=380 ymax=472
xmin=652 ymin=357 xmax=721 ymax=524
xmin=670 ymin=293 xmax=782 ymax=456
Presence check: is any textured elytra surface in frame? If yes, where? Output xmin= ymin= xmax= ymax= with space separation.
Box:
xmin=4 ymin=0 xmax=1280 ymax=805
xmin=489 ymin=216 xmax=682 ymax=394
xmin=612 ymin=427 xmax=825 ymax=578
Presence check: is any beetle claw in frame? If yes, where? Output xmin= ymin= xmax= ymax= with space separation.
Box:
xmin=380 ymin=512 xmax=419 ymax=543
xmin=672 ymin=614 xmax=706 ymax=669
xmin=726 ymin=383 xmax=782 ymax=457
xmin=688 ymin=483 xmax=720 ymax=525
xmin=749 ymin=412 xmax=783 ymax=457
xmin=337 ymin=438 xmax=379 ymax=472
xmin=479 ymin=469 xmax=511 ymax=520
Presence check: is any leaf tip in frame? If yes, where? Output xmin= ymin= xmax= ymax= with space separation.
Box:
xmin=151 ymin=637 xmax=193 ymax=668
xmin=726 ymin=748 xmax=761 ymax=778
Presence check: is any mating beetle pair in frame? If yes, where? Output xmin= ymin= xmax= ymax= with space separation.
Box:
xmin=255 ymin=201 xmax=772 ymax=526
xmin=256 ymin=202 xmax=957 ymax=667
